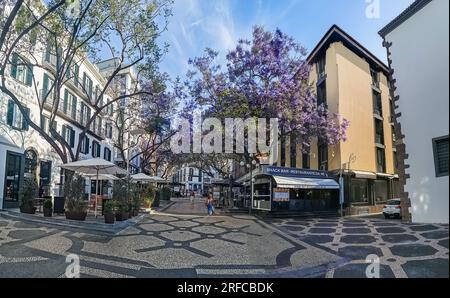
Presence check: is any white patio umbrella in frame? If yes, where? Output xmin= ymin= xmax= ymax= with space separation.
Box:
xmin=130 ymin=173 xmax=153 ymax=182
xmin=60 ymin=158 xmax=127 ymax=217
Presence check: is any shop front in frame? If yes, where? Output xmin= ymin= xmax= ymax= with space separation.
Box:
xmin=252 ymin=166 xmax=340 ymax=214
xmin=340 ymin=170 xmax=400 ymax=215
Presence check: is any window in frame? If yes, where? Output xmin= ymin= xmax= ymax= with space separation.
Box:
xmin=393 ymin=151 xmax=399 ymax=171
xmin=80 ymin=103 xmax=91 ymax=127
xmin=318 ymin=142 xmax=328 ymax=171
xmin=92 ymin=140 xmax=101 ymax=158
xmin=73 ymin=64 xmax=79 ymax=87
xmin=302 ymin=152 xmax=310 ymax=169
xmin=4 ymin=152 xmax=23 ymax=202
xmin=317 ymin=83 xmax=327 ymax=107
xmin=24 ymin=149 xmax=38 ymax=176
xmin=373 ymin=91 xmax=383 ymax=117
xmin=80 ymin=136 xmax=90 ymax=154
xmin=61 ymin=125 xmax=75 ymax=148
xmin=280 ymin=135 xmax=286 ymax=167
xmin=188 ymin=168 xmax=194 ymax=181
xmin=375 ymin=119 xmax=385 ymax=145
xmin=10 ymin=53 xmax=33 ymax=86
xmin=82 ymin=73 xmax=93 ymax=98
xmin=6 ymin=99 xmax=29 ymax=131
xmin=433 ymin=136 xmax=449 ymax=177
xmin=316 ymin=56 xmax=326 ymax=79
xmin=376 ymin=148 xmax=386 ymax=173
xmin=104 ymin=147 xmax=112 ymax=162
xmin=105 ymin=123 xmax=113 ymax=139
xmin=350 ymin=178 xmax=369 ymax=204
xmin=63 ymin=89 xmax=77 ymax=119
xmin=374 ymin=180 xmax=389 ymax=203
xmin=41 ymin=73 xmax=55 ymax=104
xmin=371 ymin=69 xmax=380 ymax=88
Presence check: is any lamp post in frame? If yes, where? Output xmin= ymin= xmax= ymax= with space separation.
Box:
xmin=240 ymin=158 xmax=258 ymax=215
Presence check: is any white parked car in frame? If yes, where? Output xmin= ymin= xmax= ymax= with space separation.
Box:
xmin=383 ymin=199 xmax=402 ymax=219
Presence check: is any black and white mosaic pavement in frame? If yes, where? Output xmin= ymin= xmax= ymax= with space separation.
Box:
xmin=0 ymin=208 xmax=448 ymax=278
xmin=269 ymin=216 xmax=449 ymax=278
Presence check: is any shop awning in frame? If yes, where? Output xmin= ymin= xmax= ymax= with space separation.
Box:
xmin=272 ymin=175 xmax=340 ymax=190
xmin=351 ymin=170 xmax=377 ymax=180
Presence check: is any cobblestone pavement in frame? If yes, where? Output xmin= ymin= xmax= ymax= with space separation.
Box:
xmin=0 ymin=210 xmax=448 ymax=278
xmin=269 ymin=217 xmax=449 ymax=278
xmin=164 ymin=197 xmax=211 ymax=215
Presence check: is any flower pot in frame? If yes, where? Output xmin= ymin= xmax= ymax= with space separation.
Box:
xmin=65 ymin=211 xmax=87 ymax=221
xmin=43 ymin=208 xmax=53 ymax=217
xmin=115 ymin=211 xmax=129 ymax=221
xmin=104 ymin=212 xmax=115 ymax=224
xmin=133 ymin=210 xmax=139 ymax=216
xmin=20 ymin=206 xmax=37 ymax=214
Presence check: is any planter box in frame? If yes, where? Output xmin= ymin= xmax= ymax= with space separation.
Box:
xmin=104 ymin=212 xmax=115 ymax=224
xmin=20 ymin=207 xmax=37 ymax=214
xmin=43 ymin=208 xmax=53 ymax=217
xmin=115 ymin=212 xmax=129 ymax=221
xmin=65 ymin=211 xmax=87 ymax=221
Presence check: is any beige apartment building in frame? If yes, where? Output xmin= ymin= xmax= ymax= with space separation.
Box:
xmin=235 ymin=25 xmax=399 ymax=216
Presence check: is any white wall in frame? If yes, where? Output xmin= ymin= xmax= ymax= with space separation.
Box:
xmin=385 ymin=0 xmax=449 ymax=223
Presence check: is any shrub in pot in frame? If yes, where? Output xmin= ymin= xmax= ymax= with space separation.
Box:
xmin=19 ymin=178 xmax=38 ymax=214
xmin=64 ymin=174 xmax=88 ymax=221
xmin=112 ymin=180 xmax=128 ymax=221
xmin=152 ymin=190 xmax=161 ymax=208
xmin=103 ymin=200 xmax=115 ymax=224
xmin=43 ymin=199 xmax=53 ymax=217
xmin=161 ymin=187 xmax=172 ymax=201
xmin=142 ymin=186 xmax=155 ymax=209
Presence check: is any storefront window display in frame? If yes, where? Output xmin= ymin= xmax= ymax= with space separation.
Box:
xmin=350 ymin=178 xmax=370 ymax=204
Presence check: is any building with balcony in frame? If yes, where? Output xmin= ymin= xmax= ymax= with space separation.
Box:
xmin=171 ymin=165 xmax=219 ymax=197
xmin=234 ymin=25 xmax=399 ymax=216
xmin=0 ymin=41 xmax=125 ymax=208
xmin=379 ymin=0 xmax=449 ymax=223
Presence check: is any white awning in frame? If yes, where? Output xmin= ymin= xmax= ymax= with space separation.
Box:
xmin=272 ymin=176 xmax=340 ymax=190
xmin=351 ymin=170 xmax=377 ymax=180
xmin=377 ymin=173 xmax=399 ymax=179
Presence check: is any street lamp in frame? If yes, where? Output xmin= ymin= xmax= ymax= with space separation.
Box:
xmin=240 ymin=157 xmax=259 ymax=215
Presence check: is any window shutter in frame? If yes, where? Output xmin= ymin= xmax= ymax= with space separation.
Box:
xmin=63 ymin=89 xmax=68 ymax=114
xmin=85 ymin=137 xmax=90 ymax=154
xmin=43 ymin=74 xmax=49 ymax=97
xmin=22 ymin=107 xmax=30 ymax=131
xmin=61 ymin=125 xmax=67 ymax=142
xmin=45 ymin=45 xmax=51 ymax=62
xmin=97 ymin=143 xmax=101 ymax=158
xmin=74 ymin=65 xmax=79 ymax=86
xmin=7 ymin=99 xmax=14 ymax=126
xmin=436 ymin=139 xmax=449 ymax=174
xmin=71 ymin=96 xmax=77 ymax=119
xmin=10 ymin=53 xmax=18 ymax=78
xmin=26 ymin=64 xmax=33 ymax=86
xmin=70 ymin=129 xmax=75 ymax=148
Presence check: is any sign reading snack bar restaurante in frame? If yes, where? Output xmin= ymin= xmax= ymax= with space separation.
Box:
xmin=265 ymin=166 xmax=331 ymax=179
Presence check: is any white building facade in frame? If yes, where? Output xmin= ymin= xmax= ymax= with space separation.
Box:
xmin=380 ymin=0 xmax=449 ymax=223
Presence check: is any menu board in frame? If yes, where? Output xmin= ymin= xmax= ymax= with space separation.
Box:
xmin=273 ymin=188 xmax=290 ymax=202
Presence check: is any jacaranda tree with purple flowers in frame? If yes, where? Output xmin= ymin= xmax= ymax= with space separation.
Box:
xmin=186 ymin=26 xmax=349 ymax=158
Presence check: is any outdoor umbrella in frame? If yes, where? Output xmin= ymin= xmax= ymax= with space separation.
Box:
xmin=60 ymin=158 xmax=127 ymax=217
xmin=130 ymin=173 xmax=153 ymax=182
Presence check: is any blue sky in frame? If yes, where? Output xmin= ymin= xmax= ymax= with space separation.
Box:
xmin=159 ymin=0 xmax=414 ymax=79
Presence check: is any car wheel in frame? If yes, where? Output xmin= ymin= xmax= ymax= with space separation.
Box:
xmin=384 ymin=214 xmax=390 ymax=219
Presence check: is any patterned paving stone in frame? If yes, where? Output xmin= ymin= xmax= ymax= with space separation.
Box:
xmin=342 ymin=228 xmax=371 ymax=234
xmin=409 ymin=225 xmax=439 ymax=232
xmin=168 ymin=221 xmax=200 ymax=228
xmin=0 ymin=221 xmax=8 ymax=227
xmin=315 ymin=223 xmax=339 ymax=227
xmin=301 ymin=235 xmax=334 ymax=244
xmin=160 ymin=231 xmax=201 ymax=242
xmin=342 ymin=222 xmax=366 ymax=227
xmin=192 ymin=226 xmax=227 ymax=235
xmin=12 ymin=222 xmax=38 ymax=229
xmin=337 ymin=246 xmax=383 ymax=260
xmin=283 ymin=225 xmax=305 ymax=232
xmin=309 ymin=228 xmax=335 ymax=234
xmin=7 ymin=229 xmax=47 ymax=240
xmin=139 ymin=223 xmax=174 ymax=232
xmin=381 ymin=234 xmax=419 ymax=244
xmin=333 ymin=263 xmax=395 ymax=278
xmin=438 ymin=239 xmax=449 ymax=249
xmin=420 ymin=230 xmax=449 ymax=240
xmin=375 ymin=227 xmax=406 ymax=234
xmin=340 ymin=235 xmax=376 ymax=244
xmin=390 ymin=244 xmax=438 ymax=258
xmin=402 ymin=258 xmax=449 ymax=278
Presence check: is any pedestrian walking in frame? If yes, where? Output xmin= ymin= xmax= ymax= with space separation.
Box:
xmin=205 ymin=194 xmax=215 ymax=216
xmin=189 ymin=191 xmax=194 ymax=204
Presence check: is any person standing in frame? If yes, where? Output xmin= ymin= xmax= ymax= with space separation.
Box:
xmin=189 ymin=190 xmax=194 ymax=204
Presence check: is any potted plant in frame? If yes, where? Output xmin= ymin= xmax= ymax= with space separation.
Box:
xmin=19 ymin=178 xmax=38 ymax=214
xmin=64 ymin=174 xmax=88 ymax=221
xmin=43 ymin=199 xmax=53 ymax=217
xmin=112 ymin=180 xmax=129 ymax=221
xmin=142 ymin=186 xmax=155 ymax=209
xmin=103 ymin=200 xmax=115 ymax=224
xmin=152 ymin=190 xmax=161 ymax=208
